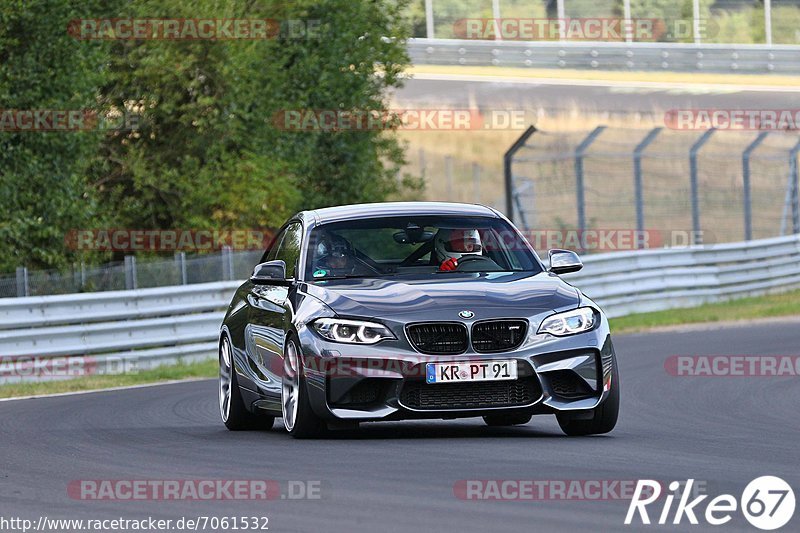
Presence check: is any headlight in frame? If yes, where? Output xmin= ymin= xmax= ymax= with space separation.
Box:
xmin=311 ymin=318 xmax=395 ymax=344
xmin=537 ymin=307 xmax=597 ymax=337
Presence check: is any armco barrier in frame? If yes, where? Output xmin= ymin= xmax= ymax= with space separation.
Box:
xmin=0 ymin=281 xmax=239 ymax=384
xmin=561 ymin=234 xmax=800 ymax=317
xmin=1 ymin=234 xmax=799 ymax=383
xmin=408 ymin=38 xmax=800 ymax=75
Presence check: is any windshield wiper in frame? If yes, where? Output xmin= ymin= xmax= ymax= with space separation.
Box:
xmin=313 ymin=273 xmax=394 ymax=281
xmin=433 ymin=269 xmax=523 ymax=274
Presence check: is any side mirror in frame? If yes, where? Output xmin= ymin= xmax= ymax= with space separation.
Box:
xmin=250 ymin=260 xmax=290 ymax=285
xmin=548 ymin=249 xmax=583 ymax=274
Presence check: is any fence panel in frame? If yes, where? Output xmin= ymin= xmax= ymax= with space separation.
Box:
xmin=509 ymin=126 xmax=800 ymax=255
xmin=0 ymin=249 xmax=263 ymax=299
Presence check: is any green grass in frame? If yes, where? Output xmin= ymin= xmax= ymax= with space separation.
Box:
xmin=2 ymin=290 xmax=799 ymax=399
xmin=610 ymin=289 xmax=800 ymax=333
xmin=0 ymin=358 xmax=217 ymax=399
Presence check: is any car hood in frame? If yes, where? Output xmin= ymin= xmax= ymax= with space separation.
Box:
xmin=302 ymin=271 xmax=580 ymax=319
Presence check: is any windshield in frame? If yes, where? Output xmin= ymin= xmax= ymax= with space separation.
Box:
xmin=304 ymin=215 xmax=542 ymax=280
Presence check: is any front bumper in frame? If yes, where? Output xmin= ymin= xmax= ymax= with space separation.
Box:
xmin=297 ymin=318 xmax=617 ymax=422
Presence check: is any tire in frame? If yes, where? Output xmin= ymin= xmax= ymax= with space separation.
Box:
xmin=556 ymin=361 xmax=619 ymax=436
xmin=282 ymin=337 xmax=326 ymax=439
xmin=483 ymin=413 xmax=532 ymax=426
xmin=219 ymin=336 xmax=274 ymax=431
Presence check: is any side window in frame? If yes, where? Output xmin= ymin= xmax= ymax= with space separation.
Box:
xmin=274 ymin=223 xmax=303 ymax=279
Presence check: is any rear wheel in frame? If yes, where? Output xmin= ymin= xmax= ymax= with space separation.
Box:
xmin=219 ymin=337 xmax=274 ymax=431
xmin=282 ymin=338 xmax=326 ymax=439
xmin=483 ymin=413 xmax=532 ymax=426
xmin=556 ymin=363 xmax=619 ymax=436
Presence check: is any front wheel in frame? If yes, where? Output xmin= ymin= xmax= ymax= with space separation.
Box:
xmin=282 ymin=338 xmax=326 ymax=439
xmin=219 ymin=337 xmax=274 ymax=431
xmin=556 ymin=363 xmax=619 ymax=436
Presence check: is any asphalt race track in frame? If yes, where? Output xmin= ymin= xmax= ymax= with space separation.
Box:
xmin=2 ymin=320 xmax=798 ymax=532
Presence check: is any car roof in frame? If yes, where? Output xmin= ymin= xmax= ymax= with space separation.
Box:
xmin=305 ymin=202 xmax=500 ymax=224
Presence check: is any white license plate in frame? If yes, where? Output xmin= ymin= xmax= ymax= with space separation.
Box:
xmin=425 ymin=360 xmax=517 ymax=384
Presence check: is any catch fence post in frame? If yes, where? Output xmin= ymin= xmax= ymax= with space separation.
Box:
xmin=689 ymin=129 xmax=716 ymax=245
xmin=221 ymin=246 xmax=234 ymax=281
xmin=15 ymin=267 xmax=29 ymax=297
xmin=742 ymin=132 xmax=770 ymax=241
xmin=633 ymin=127 xmax=662 ymax=248
xmin=575 ymin=126 xmax=606 ymax=237
xmin=124 ymin=256 xmax=138 ymax=290
xmin=503 ymin=125 xmax=537 ymax=223
xmin=790 ymin=140 xmax=800 ymax=234
xmin=175 ymin=252 xmax=188 ymax=285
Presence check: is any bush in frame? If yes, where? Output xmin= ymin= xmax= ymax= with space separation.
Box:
xmin=0 ymin=0 xmax=420 ymax=271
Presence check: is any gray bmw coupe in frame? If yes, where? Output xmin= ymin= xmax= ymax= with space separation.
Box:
xmin=219 ymin=202 xmax=619 ymax=438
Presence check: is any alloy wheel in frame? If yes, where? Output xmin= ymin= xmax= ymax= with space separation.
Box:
xmin=282 ymin=341 xmax=300 ymax=431
xmin=219 ymin=338 xmax=233 ymax=422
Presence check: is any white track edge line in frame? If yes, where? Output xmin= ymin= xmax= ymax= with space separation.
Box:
xmin=0 ymin=377 xmax=214 ymax=402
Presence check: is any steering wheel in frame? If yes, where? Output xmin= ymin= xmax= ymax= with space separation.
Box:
xmin=455 ymin=255 xmax=501 ymax=272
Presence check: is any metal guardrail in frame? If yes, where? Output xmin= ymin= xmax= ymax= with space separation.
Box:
xmin=562 ymin=234 xmax=800 ymax=317
xmin=408 ymin=38 xmax=800 ymax=74
xmin=0 ymin=281 xmax=239 ymax=383
xmin=2 ymin=234 xmax=799 ymax=383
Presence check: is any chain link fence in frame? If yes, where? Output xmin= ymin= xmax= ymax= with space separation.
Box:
xmin=0 ymin=249 xmax=263 ymax=299
xmin=413 ymin=148 xmax=504 ymax=207
xmin=507 ymin=126 xmax=800 ymax=253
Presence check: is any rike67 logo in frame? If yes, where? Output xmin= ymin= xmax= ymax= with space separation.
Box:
xmin=626 ymin=477 xmax=795 ymax=530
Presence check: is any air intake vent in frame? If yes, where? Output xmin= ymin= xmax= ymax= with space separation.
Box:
xmin=548 ymin=370 xmax=595 ymax=399
xmin=471 ymin=319 xmax=528 ymax=353
xmin=400 ymin=377 xmax=540 ymax=410
xmin=406 ymin=323 xmax=468 ymax=355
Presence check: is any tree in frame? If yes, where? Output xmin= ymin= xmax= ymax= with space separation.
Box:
xmin=0 ymin=0 xmax=108 ymax=271
xmin=1 ymin=0 xmax=419 ymax=272
xmin=92 ymin=0 xmax=418 ymax=242
xmin=258 ymin=0 xmax=418 ymax=208
xmin=91 ymin=0 xmax=298 ymax=235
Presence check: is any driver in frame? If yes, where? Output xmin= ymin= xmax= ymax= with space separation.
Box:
xmin=312 ymin=233 xmax=357 ymax=276
xmin=434 ymin=229 xmax=483 ymax=271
